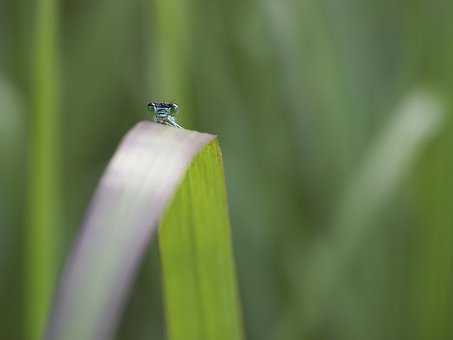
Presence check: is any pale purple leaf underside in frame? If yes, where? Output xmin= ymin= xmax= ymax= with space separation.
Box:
xmin=45 ymin=121 xmax=215 ymax=340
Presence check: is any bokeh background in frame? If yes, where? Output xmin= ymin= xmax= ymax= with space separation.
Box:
xmin=1 ymin=0 xmax=453 ymax=339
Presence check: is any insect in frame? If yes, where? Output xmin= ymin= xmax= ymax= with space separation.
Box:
xmin=147 ymin=102 xmax=182 ymax=128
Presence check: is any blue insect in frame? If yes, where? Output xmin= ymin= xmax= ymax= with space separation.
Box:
xmin=147 ymin=102 xmax=182 ymax=128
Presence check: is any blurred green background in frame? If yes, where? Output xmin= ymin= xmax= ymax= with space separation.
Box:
xmin=1 ymin=0 xmax=453 ymax=339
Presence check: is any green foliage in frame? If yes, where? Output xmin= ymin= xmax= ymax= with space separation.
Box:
xmin=27 ymin=0 xmax=60 ymax=338
xmin=151 ymin=0 xmax=192 ymax=127
xmin=411 ymin=110 xmax=453 ymax=340
xmin=44 ymin=123 xmax=242 ymax=340
xmin=296 ymin=91 xmax=446 ymax=337
xmin=2 ymin=0 xmax=453 ymax=339
xmin=160 ymin=140 xmax=243 ymax=340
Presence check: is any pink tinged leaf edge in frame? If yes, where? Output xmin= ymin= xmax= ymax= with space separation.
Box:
xmin=44 ymin=121 xmax=215 ymax=340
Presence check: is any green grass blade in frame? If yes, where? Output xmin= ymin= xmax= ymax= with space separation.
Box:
xmin=27 ymin=0 xmax=60 ymax=338
xmin=159 ymin=140 xmax=244 ymax=340
xmin=293 ymin=91 xmax=445 ymax=332
xmin=150 ymin=0 xmax=192 ymax=127
xmin=410 ymin=103 xmax=453 ymax=340
xmin=332 ymin=90 xmax=445 ymax=245
xmin=44 ymin=122 xmax=243 ymax=340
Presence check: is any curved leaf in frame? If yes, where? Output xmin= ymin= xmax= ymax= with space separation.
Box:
xmin=44 ymin=122 xmax=243 ymax=340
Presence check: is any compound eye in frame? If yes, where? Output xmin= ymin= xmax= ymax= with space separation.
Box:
xmin=170 ymin=103 xmax=178 ymax=114
xmin=147 ymin=102 xmax=157 ymax=112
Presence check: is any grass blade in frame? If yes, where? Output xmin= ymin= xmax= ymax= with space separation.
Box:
xmin=159 ymin=141 xmax=244 ymax=340
xmin=44 ymin=122 xmax=243 ymax=340
xmin=284 ymin=91 xmax=445 ymax=334
xmin=150 ymin=0 xmax=192 ymax=127
xmin=27 ymin=0 xmax=60 ymax=338
xmin=410 ymin=102 xmax=453 ymax=340
xmin=332 ymin=91 xmax=445 ymax=245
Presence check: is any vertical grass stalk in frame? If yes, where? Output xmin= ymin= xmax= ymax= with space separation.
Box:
xmin=150 ymin=0 xmax=192 ymax=127
xmin=27 ymin=0 xmax=60 ymax=338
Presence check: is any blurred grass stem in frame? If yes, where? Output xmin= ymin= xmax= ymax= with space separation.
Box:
xmin=151 ymin=0 xmax=192 ymax=126
xmin=27 ymin=0 xmax=60 ymax=338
